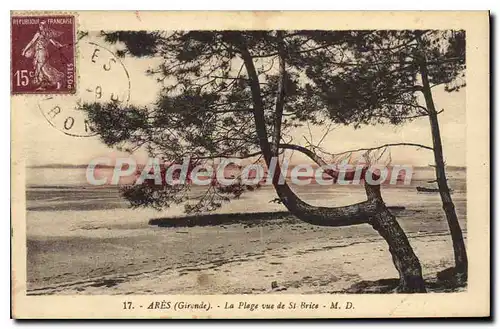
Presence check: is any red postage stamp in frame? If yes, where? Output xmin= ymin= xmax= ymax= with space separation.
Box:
xmin=11 ymin=15 xmax=76 ymax=94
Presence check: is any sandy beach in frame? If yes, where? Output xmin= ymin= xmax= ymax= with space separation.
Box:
xmin=26 ymin=167 xmax=467 ymax=295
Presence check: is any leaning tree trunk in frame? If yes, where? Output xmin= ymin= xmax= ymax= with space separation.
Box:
xmin=279 ymin=144 xmax=425 ymax=292
xmin=364 ymin=183 xmax=426 ymax=292
xmin=238 ymin=37 xmax=426 ymax=293
xmin=418 ymin=50 xmax=468 ymax=283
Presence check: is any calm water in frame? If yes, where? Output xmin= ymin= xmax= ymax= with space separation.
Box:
xmin=26 ymin=167 xmax=466 ymax=215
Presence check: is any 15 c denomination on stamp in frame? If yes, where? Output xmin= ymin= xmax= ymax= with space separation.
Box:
xmin=11 ymin=15 xmax=76 ymax=94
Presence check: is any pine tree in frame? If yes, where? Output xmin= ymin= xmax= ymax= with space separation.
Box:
xmin=303 ymin=30 xmax=467 ymax=283
xmin=83 ymin=30 xmax=429 ymax=292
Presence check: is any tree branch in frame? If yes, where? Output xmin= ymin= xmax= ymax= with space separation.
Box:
xmin=238 ymin=37 xmax=377 ymax=227
xmin=323 ymin=142 xmax=433 ymax=157
xmin=272 ymin=31 xmax=286 ymax=157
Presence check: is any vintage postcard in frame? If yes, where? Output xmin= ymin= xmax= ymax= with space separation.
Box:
xmin=11 ymin=11 xmax=490 ymax=319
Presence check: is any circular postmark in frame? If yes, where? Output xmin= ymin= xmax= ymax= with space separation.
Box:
xmin=38 ymin=41 xmax=131 ymax=137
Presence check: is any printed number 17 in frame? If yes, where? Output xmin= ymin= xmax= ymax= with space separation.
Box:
xmin=123 ymin=301 xmax=133 ymax=310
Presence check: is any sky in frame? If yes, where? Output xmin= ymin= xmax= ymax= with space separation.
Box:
xmin=18 ymin=33 xmax=466 ymax=168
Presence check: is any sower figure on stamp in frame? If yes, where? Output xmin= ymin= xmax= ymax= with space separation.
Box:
xmin=21 ymin=20 xmax=65 ymax=91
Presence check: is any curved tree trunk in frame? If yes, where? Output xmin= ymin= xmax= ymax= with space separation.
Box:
xmin=364 ymin=184 xmax=426 ymax=292
xmin=238 ymin=38 xmax=426 ymax=293
xmin=280 ymin=144 xmax=426 ymax=292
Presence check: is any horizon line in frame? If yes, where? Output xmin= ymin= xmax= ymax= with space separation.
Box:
xmin=27 ymin=163 xmax=467 ymax=170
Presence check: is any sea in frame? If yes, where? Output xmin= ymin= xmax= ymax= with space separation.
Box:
xmin=26 ymin=166 xmax=466 ymax=216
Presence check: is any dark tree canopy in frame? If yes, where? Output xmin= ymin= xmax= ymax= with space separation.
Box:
xmin=84 ymin=30 xmax=465 ymax=214
xmin=300 ymin=30 xmax=465 ymax=127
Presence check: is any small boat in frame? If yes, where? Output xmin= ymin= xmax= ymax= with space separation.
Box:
xmin=416 ymin=186 xmax=454 ymax=193
xmin=416 ymin=186 xmax=440 ymax=193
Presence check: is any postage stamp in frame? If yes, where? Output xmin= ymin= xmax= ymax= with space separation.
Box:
xmin=11 ymin=15 xmax=76 ymax=94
